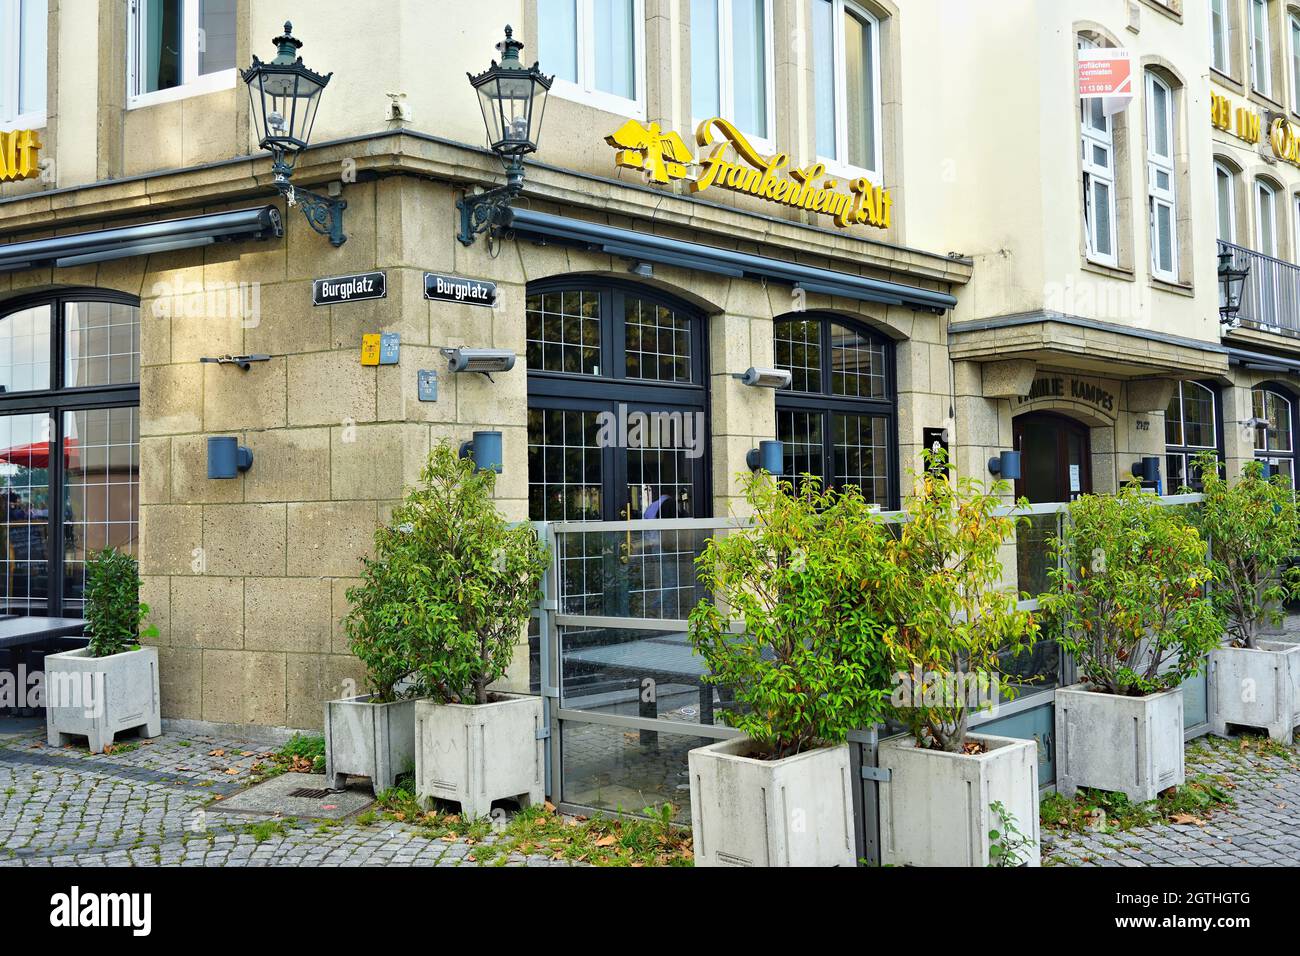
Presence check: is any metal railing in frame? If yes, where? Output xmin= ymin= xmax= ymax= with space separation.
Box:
xmin=1219 ymin=239 xmax=1300 ymax=336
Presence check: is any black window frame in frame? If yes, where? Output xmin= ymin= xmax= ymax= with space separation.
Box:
xmin=773 ymin=312 xmax=899 ymax=509
xmin=1251 ymin=380 xmax=1298 ymax=484
xmin=0 ymin=288 xmax=142 ymax=617
xmin=1163 ymin=379 xmax=1224 ymax=492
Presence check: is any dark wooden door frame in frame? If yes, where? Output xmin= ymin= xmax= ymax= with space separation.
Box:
xmin=1012 ymin=411 xmax=1093 ymax=502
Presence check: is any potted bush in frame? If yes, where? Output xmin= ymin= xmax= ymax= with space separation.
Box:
xmin=875 ymin=461 xmax=1041 ymax=867
xmin=400 ymin=443 xmax=549 ymax=817
xmin=46 ymin=549 xmax=160 ymax=753
xmin=687 ymin=473 xmax=895 ymax=867
xmin=330 ymin=509 xmax=434 ymax=794
xmin=1042 ymin=483 xmax=1219 ymax=802
xmin=1190 ymin=453 xmax=1300 ymax=742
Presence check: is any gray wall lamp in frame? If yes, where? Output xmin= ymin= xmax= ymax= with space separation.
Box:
xmin=207 ymin=437 xmax=254 ymax=479
xmin=460 ymin=430 xmax=504 ymax=473
xmin=987 ymin=450 xmax=1021 ymax=480
xmin=746 ymin=440 xmax=785 ymax=475
xmin=732 ymin=367 xmax=792 ymax=389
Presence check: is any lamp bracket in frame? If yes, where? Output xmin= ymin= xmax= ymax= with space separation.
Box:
xmin=457 ymin=158 xmax=526 ymax=246
xmin=275 ymin=178 xmax=347 ymax=247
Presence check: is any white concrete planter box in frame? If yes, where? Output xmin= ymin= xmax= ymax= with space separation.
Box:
xmin=44 ymin=646 xmax=161 ymax=753
xmin=1055 ymin=683 xmax=1184 ymax=802
xmin=414 ymin=694 xmax=544 ymax=817
xmin=1208 ymin=642 xmax=1300 ymax=742
xmin=878 ymin=733 xmax=1040 ymax=867
xmin=688 ymin=738 xmax=856 ymax=867
xmin=324 ymin=695 xmax=418 ymax=794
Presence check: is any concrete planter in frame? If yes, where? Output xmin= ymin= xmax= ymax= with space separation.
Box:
xmin=324 ymin=695 xmax=418 ymax=794
xmin=878 ymin=733 xmax=1040 ymax=867
xmin=414 ymin=694 xmax=544 ymax=817
xmin=1208 ymin=642 xmax=1300 ymax=742
xmin=44 ymin=646 xmax=161 ymax=753
xmin=1055 ymin=683 xmax=1184 ymax=802
xmin=688 ymin=738 xmax=856 ymax=867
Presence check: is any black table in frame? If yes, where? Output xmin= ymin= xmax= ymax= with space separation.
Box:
xmin=0 ymin=616 xmax=87 ymax=716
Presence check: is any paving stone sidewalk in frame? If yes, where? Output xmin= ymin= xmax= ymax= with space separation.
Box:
xmin=1045 ymin=735 xmax=1300 ymax=867
xmin=0 ymin=723 xmax=575 ymax=867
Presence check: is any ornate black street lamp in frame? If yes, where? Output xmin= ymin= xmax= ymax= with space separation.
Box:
xmin=242 ymin=22 xmax=347 ymax=246
xmin=1218 ymin=249 xmax=1249 ymax=327
xmin=459 ymin=26 xmax=553 ymax=246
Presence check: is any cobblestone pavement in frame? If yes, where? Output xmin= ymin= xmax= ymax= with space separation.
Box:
xmin=0 ymin=723 xmax=576 ymax=867
xmin=1045 ymin=735 xmax=1300 ymax=866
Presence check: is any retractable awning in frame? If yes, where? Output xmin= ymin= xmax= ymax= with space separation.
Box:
xmin=0 ymin=206 xmax=284 ymax=273
xmin=1226 ymin=345 xmax=1300 ymax=374
xmin=502 ymin=207 xmax=958 ymax=314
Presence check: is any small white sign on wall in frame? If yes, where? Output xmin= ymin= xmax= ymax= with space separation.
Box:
xmin=1069 ymin=464 xmax=1081 ymax=493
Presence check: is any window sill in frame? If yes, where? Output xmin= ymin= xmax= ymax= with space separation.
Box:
xmin=1138 ymin=0 xmax=1182 ymax=23
xmin=549 ymin=78 xmax=645 ymax=121
xmin=126 ymin=70 xmax=237 ymax=111
xmin=1150 ymin=276 xmax=1194 ymax=297
xmin=1210 ymin=68 xmax=1244 ymax=94
xmin=814 ymin=155 xmax=883 ymax=187
xmin=1247 ymin=88 xmax=1283 ymax=113
xmin=0 ymin=113 xmax=47 ymax=134
xmin=1082 ymin=259 xmax=1136 ymax=282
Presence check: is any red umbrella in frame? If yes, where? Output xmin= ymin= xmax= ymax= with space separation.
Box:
xmin=0 ymin=438 xmax=79 ymax=469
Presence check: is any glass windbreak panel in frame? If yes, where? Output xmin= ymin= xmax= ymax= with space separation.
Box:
xmin=64 ymin=301 xmax=141 ymax=388
xmin=19 ymin=0 xmax=47 ymax=116
xmin=829 ymin=323 xmax=886 ymax=398
xmin=560 ymin=721 xmax=706 ymax=821
xmin=690 ymin=0 xmax=720 ymax=118
xmin=731 ymin=0 xmax=767 ymax=138
xmin=1166 ymin=453 xmax=1186 ymax=491
xmin=832 ymin=412 xmax=888 ymax=504
xmin=0 ymin=305 xmax=51 ymax=393
xmin=62 ymin=408 xmax=140 ymax=609
xmin=774 ymin=318 xmax=821 ymax=393
xmin=812 ymin=0 xmax=836 ymax=157
xmin=1015 ymin=511 xmax=1058 ymax=600
xmin=538 ymin=0 xmax=579 ymax=83
xmin=0 ymin=413 xmax=51 ymax=614
xmin=999 ymin=636 xmax=1060 ymax=693
xmin=557 ymin=527 xmax=711 ymax=619
xmin=198 ymin=0 xmax=236 ymax=76
xmin=626 ymin=443 xmax=698 ymax=519
xmin=141 ymin=0 xmax=183 ymax=93
xmin=526 ymin=290 xmax=601 ymax=375
xmin=593 ymin=0 xmax=637 ymax=100
xmin=777 ymin=408 xmax=823 ymax=487
xmin=527 ymin=407 xmax=604 ymax=521
xmin=624 ymin=298 xmax=692 ymax=383
xmin=844 ymin=9 xmax=876 ymax=170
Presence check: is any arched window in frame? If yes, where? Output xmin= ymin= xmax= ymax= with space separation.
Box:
xmin=1253 ymin=386 xmax=1295 ymax=485
xmin=1165 ymin=381 xmax=1219 ymax=490
xmin=0 ymin=291 xmax=141 ymax=616
xmin=525 ymin=280 xmax=709 ymax=523
xmin=773 ymin=314 xmax=896 ymax=506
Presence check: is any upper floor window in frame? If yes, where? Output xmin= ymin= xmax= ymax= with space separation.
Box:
xmin=1250 ymin=0 xmax=1272 ymax=96
xmin=0 ymin=0 xmax=47 ymax=130
xmin=1291 ymin=13 xmax=1300 ymax=109
xmin=128 ymin=0 xmax=237 ymax=109
xmin=691 ymin=0 xmax=774 ymax=144
xmin=1211 ymin=0 xmax=1230 ymax=74
xmin=812 ymin=0 xmax=882 ymax=178
xmin=539 ymin=0 xmax=645 ymax=116
xmin=1216 ymin=161 xmax=1237 ymax=242
xmin=1080 ymin=40 xmax=1118 ymax=268
xmin=1145 ymin=72 xmax=1178 ymax=282
xmin=1257 ymin=178 xmax=1279 ymax=256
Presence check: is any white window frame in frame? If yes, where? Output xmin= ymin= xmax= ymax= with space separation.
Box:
xmin=1211 ymin=0 xmax=1231 ymax=74
xmin=1257 ymin=179 xmax=1280 ymax=255
xmin=1080 ymin=39 xmax=1118 ymax=268
xmin=1251 ymin=0 xmax=1273 ymax=97
xmin=0 ymin=0 xmax=47 ymax=131
xmin=1291 ymin=13 xmax=1300 ymax=111
xmin=546 ymin=0 xmax=647 ymax=119
xmin=814 ymin=0 xmax=884 ymax=183
xmin=691 ymin=0 xmax=777 ymax=152
xmin=1146 ymin=72 xmax=1179 ymax=282
xmin=127 ymin=0 xmax=237 ymax=110
xmin=1254 ymin=387 xmax=1294 ymax=453
xmin=1216 ymin=160 xmax=1237 ymax=242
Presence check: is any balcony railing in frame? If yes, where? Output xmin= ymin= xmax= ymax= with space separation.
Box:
xmin=1219 ymin=239 xmax=1300 ymax=337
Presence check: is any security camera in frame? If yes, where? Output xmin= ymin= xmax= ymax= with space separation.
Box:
xmin=441 ymin=347 xmax=517 ymax=374
xmin=733 ymin=367 xmax=793 ymax=389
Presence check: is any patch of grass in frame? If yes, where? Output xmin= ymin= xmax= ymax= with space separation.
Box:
xmin=1040 ymin=773 xmax=1234 ymax=835
xmin=374 ymin=785 xmax=694 ymax=866
xmin=247 ymin=734 xmax=326 ymax=783
xmin=243 ymin=818 xmax=295 ymax=844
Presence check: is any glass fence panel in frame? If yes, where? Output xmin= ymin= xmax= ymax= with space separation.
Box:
xmin=1016 ymin=511 xmax=1059 ymax=599
xmin=560 ymin=721 xmax=705 ymax=821
xmin=556 ymin=526 xmax=713 ymax=618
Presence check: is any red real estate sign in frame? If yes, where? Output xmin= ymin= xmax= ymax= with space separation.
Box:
xmin=1077 ymin=48 xmax=1133 ymax=115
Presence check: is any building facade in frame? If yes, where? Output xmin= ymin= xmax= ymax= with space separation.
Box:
xmin=0 ymin=1 xmax=1288 ymax=803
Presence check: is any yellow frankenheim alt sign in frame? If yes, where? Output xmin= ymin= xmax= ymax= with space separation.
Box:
xmin=605 ymin=117 xmax=893 ymax=231
xmin=0 ymin=129 xmax=42 ymax=183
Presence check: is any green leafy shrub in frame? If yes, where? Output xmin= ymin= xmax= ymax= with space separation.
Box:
xmin=688 ymin=472 xmax=895 ymax=760
xmin=84 ymin=548 xmax=157 ymax=658
xmin=878 ymin=456 xmax=1037 ymax=752
xmin=347 ymin=442 xmax=548 ymax=705
xmin=1189 ymin=451 xmax=1300 ymax=649
xmin=1041 ymin=483 xmax=1218 ymax=696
